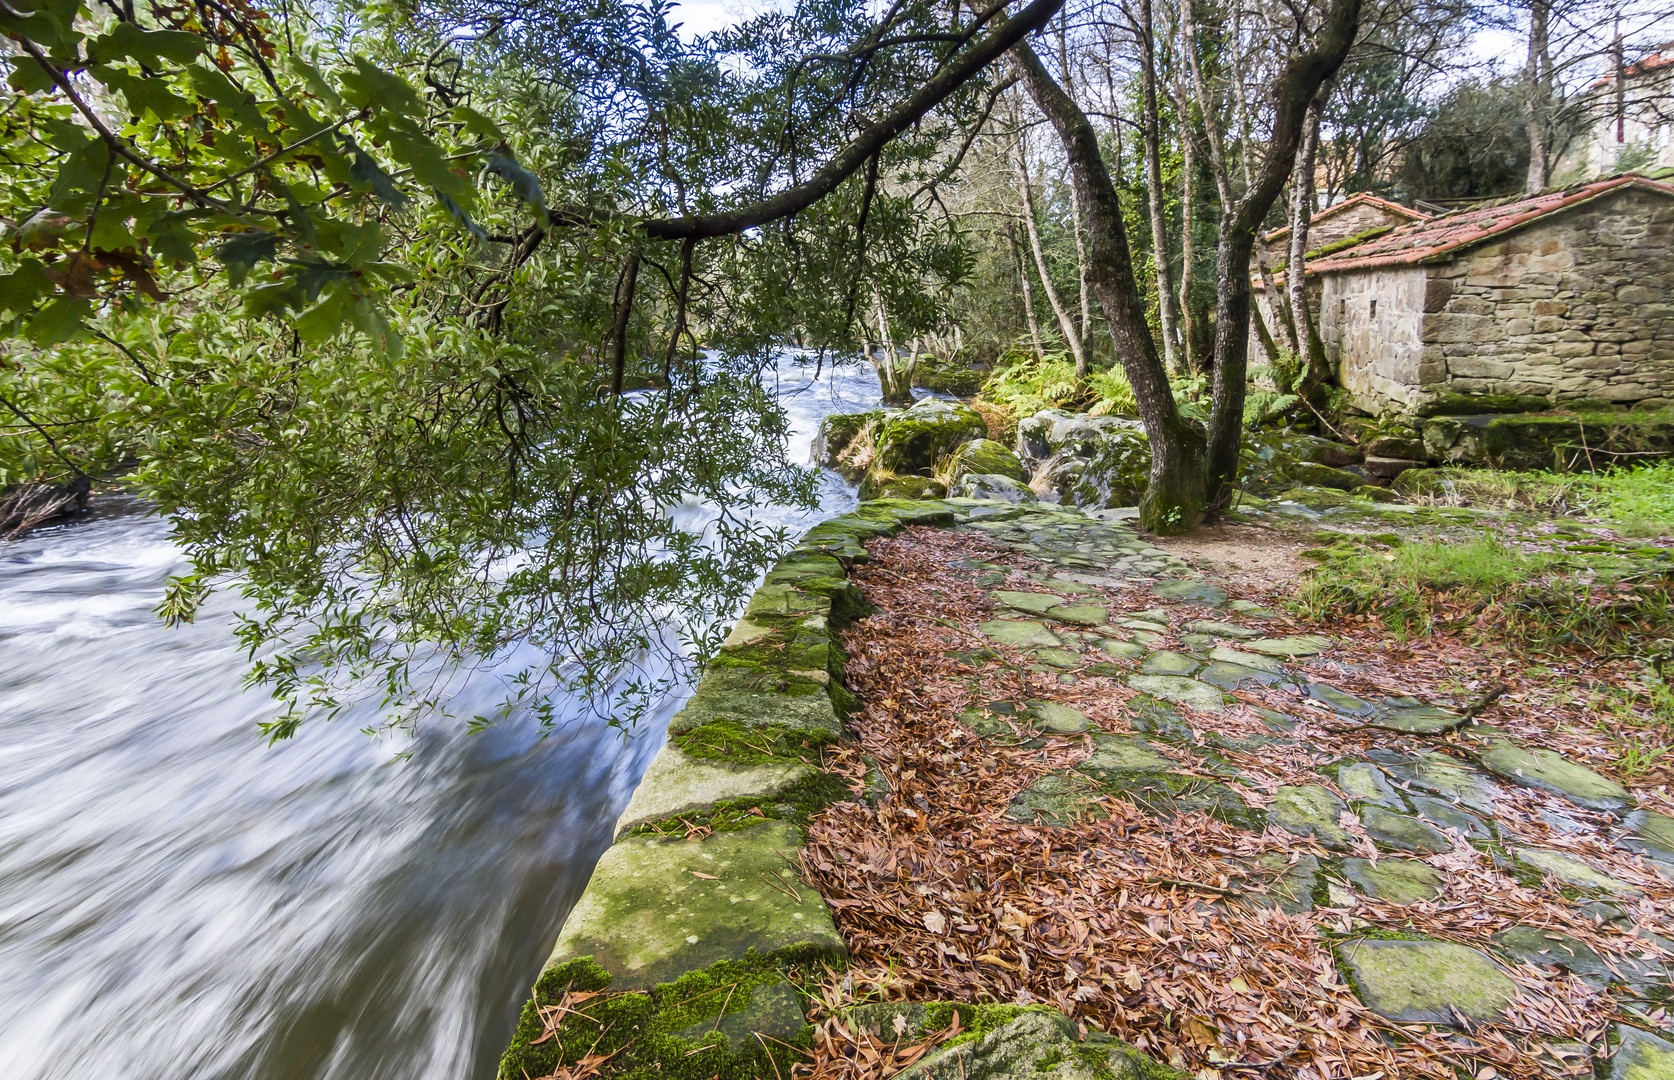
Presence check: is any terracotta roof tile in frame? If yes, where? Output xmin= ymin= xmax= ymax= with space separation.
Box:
xmin=1307 ymin=174 xmax=1674 ymax=274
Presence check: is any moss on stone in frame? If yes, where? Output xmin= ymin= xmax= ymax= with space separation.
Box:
xmin=498 ymin=955 xmax=816 ymax=1080
xmin=671 ymin=719 xmax=834 ymax=767
xmin=629 ymin=769 xmax=853 ymax=837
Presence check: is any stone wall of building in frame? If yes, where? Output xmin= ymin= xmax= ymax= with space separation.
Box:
xmin=1419 ymin=187 xmax=1674 ymax=409
xmin=1320 ymin=265 xmax=1431 ymax=413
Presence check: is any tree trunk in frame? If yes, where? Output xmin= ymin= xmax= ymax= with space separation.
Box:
xmin=1138 ymin=0 xmax=1183 ymax=372
xmin=1523 ymin=0 xmax=1552 ymax=192
xmin=873 ymin=294 xmax=914 ymax=404
xmin=1174 ymin=55 xmax=1199 ymax=374
xmin=1202 ymin=0 xmax=1364 ymax=504
xmin=1014 ymin=134 xmax=1089 ymax=375
xmin=1012 ymin=46 xmax=1207 ymax=533
xmin=1290 ymin=86 xmax=1334 ymax=398
xmin=1011 ymin=222 xmax=1048 ymax=361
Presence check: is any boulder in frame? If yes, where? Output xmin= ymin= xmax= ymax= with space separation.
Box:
xmin=950 ymin=438 xmax=1027 ymax=481
xmin=1031 ymin=428 xmax=1152 ymax=509
xmin=956 ymin=473 xmax=1038 ymax=502
xmin=1289 ymin=461 xmax=1369 ymax=491
xmin=858 ymin=472 xmax=947 ymax=501
xmin=1363 ymin=431 xmax=1427 ymax=460
xmin=1363 ymin=455 xmax=1425 ymax=480
xmin=812 ymin=411 xmax=884 ymax=480
xmin=872 ymin=398 xmax=988 ymax=474
xmin=912 ymin=355 xmax=989 ymax=396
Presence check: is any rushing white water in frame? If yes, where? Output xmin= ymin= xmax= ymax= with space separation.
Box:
xmin=0 ymin=356 xmax=882 ymax=1080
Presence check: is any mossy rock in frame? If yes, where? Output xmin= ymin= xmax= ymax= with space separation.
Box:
xmin=1473 ymin=738 xmax=1632 ymax=813
xmin=814 ymin=411 xmax=884 ymax=479
xmin=1289 ymin=461 xmax=1368 ymax=490
xmin=542 ymin=822 xmax=844 ymax=991
xmin=1034 ymin=427 xmax=1152 ymax=509
xmin=872 ymin=398 xmax=988 ymax=474
xmin=1414 ymin=391 xmax=1555 ymax=417
xmin=614 ymin=745 xmax=815 ymax=840
xmin=1269 ymin=784 xmax=1354 ymax=850
xmin=1338 ymin=939 xmax=1517 ymax=1025
xmin=498 ymin=955 xmax=814 ymax=1080
xmin=950 ymin=437 xmax=1027 ymax=481
xmin=858 ymin=471 xmax=948 ymax=500
xmin=955 ymin=473 xmax=1039 ymax=502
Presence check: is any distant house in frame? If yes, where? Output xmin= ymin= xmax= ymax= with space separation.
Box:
xmin=1306 ymin=175 xmax=1674 ymax=416
xmin=1557 ymin=41 xmax=1674 ymax=179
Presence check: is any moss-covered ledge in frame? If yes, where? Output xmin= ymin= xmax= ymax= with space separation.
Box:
xmin=498 ymin=497 xmax=1179 ymax=1080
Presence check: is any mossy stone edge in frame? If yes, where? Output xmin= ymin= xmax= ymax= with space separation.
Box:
xmin=498 ymin=500 xmax=1177 ymax=1079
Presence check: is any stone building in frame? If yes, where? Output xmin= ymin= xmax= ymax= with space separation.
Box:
xmin=1304 ymin=174 xmax=1674 ymax=416
xmin=1555 ymin=41 xmax=1674 ymax=180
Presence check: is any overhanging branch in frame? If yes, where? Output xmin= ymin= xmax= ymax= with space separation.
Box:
xmin=639 ymin=0 xmax=1065 ymax=241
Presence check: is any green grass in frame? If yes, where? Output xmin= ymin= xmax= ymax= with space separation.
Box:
xmin=1402 ymin=461 xmax=1674 ymax=534
xmin=1296 ymin=534 xmax=1674 ymax=652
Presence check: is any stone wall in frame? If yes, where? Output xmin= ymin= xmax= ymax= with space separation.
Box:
xmin=496 ymin=499 xmax=1182 ymax=1080
xmin=1320 ymin=266 xmax=1431 ymax=413
xmin=1323 ymin=187 xmax=1674 ymax=416
xmin=1419 ymin=188 xmax=1674 ymax=410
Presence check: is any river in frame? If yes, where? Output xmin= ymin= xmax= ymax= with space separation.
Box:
xmin=0 ymin=356 xmax=882 ymax=1080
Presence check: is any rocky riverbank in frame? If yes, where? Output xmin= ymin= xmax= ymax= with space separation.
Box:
xmin=499 ymin=497 xmax=1674 ymax=1080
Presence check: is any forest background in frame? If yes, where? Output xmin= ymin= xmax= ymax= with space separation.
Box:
xmin=0 ymin=0 xmax=1669 ymax=733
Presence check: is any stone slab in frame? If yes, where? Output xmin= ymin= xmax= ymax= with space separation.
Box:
xmin=1516 ymin=847 xmax=1640 ymax=894
xmin=1206 ymin=645 xmax=1286 ymax=672
xmin=980 ymin=619 xmax=1064 ymax=649
xmin=1390 ymin=752 xmax=1501 ymax=815
xmin=1127 ymin=675 xmax=1228 ymax=712
xmin=1475 ymin=738 xmax=1633 ymax=813
xmin=896 ymin=1009 xmax=1177 ymax=1080
xmin=1244 ymin=635 xmax=1331 ymax=658
xmin=993 ymin=590 xmax=1059 ymax=614
xmin=1339 ymin=939 xmax=1517 ymax=1025
xmin=1360 ymin=806 xmax=1453 ymax=854
xmin=1269 ymin=785 xmax=1355 ymax=850
xmin=1338 ymin=763 xmax=1403 ymax=807
xmin=545 ymin=822 xmax=844 ymax=989
xmin=1151 ymin=579 xmax=1228 ymax=605
xmin=1608 ymin=1023 xmax=1674 ymax=1080
xmin=1081 ymin=735 xmax=1177 ymax=774
xmin=1343 ymin=857 xmax=1445 ymax=902
xmin=614 ymin=745 xmax=812 ymax=841
xmin=1409 ymin=796 xmax=1495 ymax=840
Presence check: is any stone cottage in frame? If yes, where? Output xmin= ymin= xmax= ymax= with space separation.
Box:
xmin=1304 ymin=174 xmax=1674 ymax=416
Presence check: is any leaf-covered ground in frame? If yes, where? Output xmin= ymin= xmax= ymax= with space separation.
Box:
xmin=798 ymin=516 xmax=1674 ymax=1080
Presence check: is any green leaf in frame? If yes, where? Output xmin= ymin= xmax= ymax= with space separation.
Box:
xmin=241 ymin=280 xmax=304 ymax=319
xmin=217 ymin=230 xmax=281 ymax=285
xmin=387 ymin=130 xmax=471 ymax=201
xmin=23 ymin=296 xmax=89 ymax=344
xmin=348 ymin=147 xmax=409 ymax=208
xmin=340 ymin=57 xmax=422 ymax=116
xmin=451 ymin=105 xmax=502 ymax=140
xmin=89 ymin=23 xmax=208 ymax=67
xmin=292 ymin=281 xmax=357 ymax=341
xmin=6 ymin=55 xmax=57 ymax=94
xmin=47 ymin=137 xmax=112 ymax=217
xmin=98 ymin=67 xmax=194 ymax=120
xmin=312 ymin=219 xmax=384 ymax=267
xmin=186 ymin=65 xmax=267 ymax=131
xmin=0 ymin=259 xmax=53 ymax=315
xmin=141 ymin=208 xmax=204 ymax=265
xmin=486 ymin=149 xmax=546 ymax=211
xmin=436 ymin=192 xmax=487 ymax=241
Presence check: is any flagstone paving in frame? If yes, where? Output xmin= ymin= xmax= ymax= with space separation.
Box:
xmin=813 ymin=500 xmax=1674 ymax=1080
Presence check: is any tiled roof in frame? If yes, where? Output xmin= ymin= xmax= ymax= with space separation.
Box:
xmin=1307 ymin=174 xmax=1674 ymax=274
xmin=1261 ymin=192 xmax=1430 ymax=244
xmin=1591 ymin=43 xmax=1673 ymax=89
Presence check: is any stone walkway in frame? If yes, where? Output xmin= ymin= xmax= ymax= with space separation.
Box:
xmin=815 ymin=499 xmax=1674 ymax=1080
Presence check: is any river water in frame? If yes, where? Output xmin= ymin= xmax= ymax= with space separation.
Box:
xmin=0 ymin=357 xmax=881 ymax=1080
